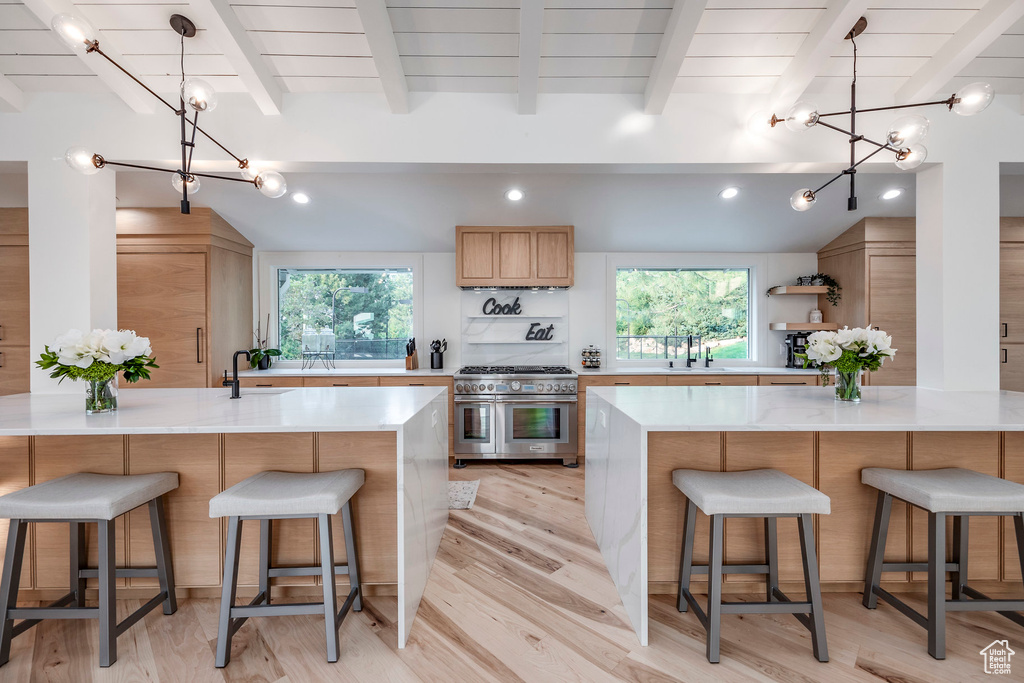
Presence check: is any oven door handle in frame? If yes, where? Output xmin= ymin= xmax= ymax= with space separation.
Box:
xmin=494 ymin=399 xmax=577 ymax=405
xmin=454 ymin=397 xmax=496 ymax=404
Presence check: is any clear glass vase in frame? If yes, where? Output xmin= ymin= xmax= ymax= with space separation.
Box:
xmin=834 ymin=369 xmax=862 ymax=402
xmin=85 ymin=378 xmax=118 ymax=414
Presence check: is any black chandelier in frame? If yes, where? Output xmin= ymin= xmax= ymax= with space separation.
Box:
xmin=770 ymin=17 xmax=994 ymax=212
xmin=52 ymin=13 xmax=286 ymax=215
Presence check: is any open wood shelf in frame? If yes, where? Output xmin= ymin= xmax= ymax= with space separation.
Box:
xmin=768 ymin=285 xmax=829 ymax=295
xmin=769 ymin=322 xmax=839 ymax=331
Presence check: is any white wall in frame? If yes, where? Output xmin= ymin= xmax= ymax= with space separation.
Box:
xmin=258 ymin=249 xmax=816 ymax=371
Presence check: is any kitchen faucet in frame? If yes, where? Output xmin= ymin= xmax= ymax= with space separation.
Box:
xmin=704 ymin=347 xmax=714 ymax=368
xmin=685 ymin=335 xmax=699 ymax=368
xmin=223 ymin=350 xmax=251 ymax=399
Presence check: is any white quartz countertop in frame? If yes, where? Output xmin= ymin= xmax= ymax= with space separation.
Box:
xmin=577 ymin=366 xmax=819 ymax=376
xmin=589 ymin=385 xmax=1024 ymax=431
xmin=238 ymin=367 xmax=454 ymax=378
xmin=0 ymin=387 xmax=447 ymax=436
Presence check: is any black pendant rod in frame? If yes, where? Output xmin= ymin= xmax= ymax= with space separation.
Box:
xmin=817 ymin=98 xmax=957 ymax=119
xmin=100 ymin=160 xmax=256 ymax=184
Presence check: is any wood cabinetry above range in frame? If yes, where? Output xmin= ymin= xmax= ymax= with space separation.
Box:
xmin=456 ymin=225 xmax=574 ymax=288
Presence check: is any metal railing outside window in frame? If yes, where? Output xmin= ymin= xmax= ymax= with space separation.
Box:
xmin=616 ymin=335 xmax=702 ymax=360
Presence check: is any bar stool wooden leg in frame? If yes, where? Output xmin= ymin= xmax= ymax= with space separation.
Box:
xmin=258 ymin=519 xmax=272 ymax=606
xmin=863 ymin=491 xmax=892 ymax=609
xmin=927 ymin=512 xmax=947 ymax=660
xmin=0 ymin=519 xmax=26 ymax=667
xmin=1014 ymin=513 xmax=1024 ymax=580
xmin=951 ymin=515 xmax=969 ymax=601
xmin=216 ymin=516 xmax=243 ymax=668
xmin=798 ymin=513 xmax=829 ymax=662
xmin=318 ymin=514 xmax=340 ymax=663
xmin=706 ymin=514 xmax=724 ymax=664
xmin=765 ymin=517 xmax=779 ymax=603
xmin=677 ymin=499 xmax=696 ymax=612
xmin=69 ymin=522 xmax=86 ymax=608
xmin=341 ymin=501 xmax=362 ymax=612
xmin=148 ymin=497 xmax=177 ymax=615
xmin=98 ymin=519 xmax=117 ymax=667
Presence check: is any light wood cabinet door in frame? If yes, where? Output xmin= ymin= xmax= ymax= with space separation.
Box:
xmin=497 ymin=229 xmax=533 ymax=283
xmin=1002 ymin=345 xmax=1024 ymax=392
xmin=128 ymin=434 xmax=221 ymax=588
xmin=118 ymin=252 xmax=208 ymax=388
xmin=666 ymin=375 xmax=757 ymax=386
xmin=456 ymin=226 xmax=573 ymax=287
xmin=1001 ymin=247 xmax=1024 ymax=343
xmin=456 ymin=228 xmax=496 ymax=285
xmin=239 ymin=377 xmax=304 ymax=388
xmin=224 ymin=433 xmax=316 ymax=586
xmin=867 ymin=254 xmax=916 ymax=385
xmin=535 ymin=229 xmax=573 ymax=286
xmin=724 ymin=432 xmax=815 ymax=583
xmin=0 ymin=437 xmax=31 ymax=590
xmin=0 ymin=346 xmax=30 ymax=396
xmin=757 ymin=375 xmax=818 ymax=386
xmin=303 ymin=376 xmax=380 ymax=387
xmin=0 ymin=246 xmax=29 ymax=346
xmin=911 ymin=432 xmax=1000 ymax=581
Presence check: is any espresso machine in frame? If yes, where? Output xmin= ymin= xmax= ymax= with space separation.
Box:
xmin=785 ymin=333 xmax=813 ymax=368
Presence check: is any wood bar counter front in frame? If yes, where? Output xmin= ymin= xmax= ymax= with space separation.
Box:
xmin=0 ymin=387 xmax=450 ymax=647
xmin=585 ymin=385 xmax=1024 ymax=646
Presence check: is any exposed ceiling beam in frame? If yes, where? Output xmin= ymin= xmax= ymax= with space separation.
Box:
xmin=897 ymin=0 xmax=1024 ymax=103
xmin=355 ymin=0 xmax=408 ymax=114
xmin=644 ymin=0 xmax=707 ymax=115
xmin=187 ymin=0 xmax=283 ymax=116
xmin=0 ymin=73 xmax=25 ymax=113
xmin=518 ymin=0 xmax=544 ymax=115
xmin=21 ymin=0 xmax=155 ymax=114
xmin=768 ymin=0 xmax=870 ymax=114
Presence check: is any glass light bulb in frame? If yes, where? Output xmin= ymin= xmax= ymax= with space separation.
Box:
xmin=256 ymin=171 xmax=286 ymax=198
xmin=51 ymin=14 xmax=96 ymax=52
xmin=886 ymin=114 xmax=929 ymax=147
xmin=952 ymin=82 xmax=994 ymax=116
xmin=895 ymin=144 xmax=928 ymax=170
xmin=790 ymin=188 xmax=815 ymax=211
xmin=239 ymin=160 xmax=260 ymax=181
xmin=784 ymin=101 xmax=819 ymax=132
xmin=171 ymin=173 xmax=200 ymax=195
xmin=181 ymin=78 xmax=217 ymax=112
xmin=64 ymin=146 xmax=101 ymax=175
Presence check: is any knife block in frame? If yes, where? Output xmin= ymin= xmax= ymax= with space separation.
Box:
xmin=405 ymin=351 xmax=419 ymax=370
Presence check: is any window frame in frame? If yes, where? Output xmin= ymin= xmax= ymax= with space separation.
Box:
xmin=258 ymin=252 xmax=424 ymax=369
xmin=606 ymin=254 xmax=765 ymax=367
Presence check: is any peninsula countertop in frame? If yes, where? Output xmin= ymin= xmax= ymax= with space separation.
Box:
xmin=0 ymin=386 xmax=447 ymax=436
xmin=588 ymin=385 xmax=1024 ymax=431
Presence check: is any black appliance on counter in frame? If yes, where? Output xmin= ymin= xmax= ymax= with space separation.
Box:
xmin=785 ymin=333 xmax=814 ymax=369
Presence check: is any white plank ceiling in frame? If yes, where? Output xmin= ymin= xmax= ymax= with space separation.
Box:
xmin=1 ymin=0 xmax=1021 ymax=108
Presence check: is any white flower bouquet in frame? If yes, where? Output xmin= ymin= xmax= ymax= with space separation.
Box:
xmin=36 ymin=328 xmax=158 ymax=383
xmin=797 ymin=326 xmax=896 ymax=401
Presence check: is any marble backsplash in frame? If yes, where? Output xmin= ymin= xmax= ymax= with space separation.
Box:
xmin=461 ymin=289 xmax=570 ymax=366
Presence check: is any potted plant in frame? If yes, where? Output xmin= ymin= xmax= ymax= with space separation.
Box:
xmin=36 ymin=328 xmax=158 ymax=413
xmin=250 ymin=314 xmax=282 ymax=370
xmin=797 ymin=327 xmax=896 ymax=402
xmin=807 ymin=273 xmax=841 ymax=306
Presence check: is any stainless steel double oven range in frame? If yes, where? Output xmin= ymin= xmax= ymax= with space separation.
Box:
xmin=453 ymin=365 xmax=578 ymax=468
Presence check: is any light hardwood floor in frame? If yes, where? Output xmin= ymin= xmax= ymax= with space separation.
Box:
xmin=1 ymin=463 xmax=1016 ymax=681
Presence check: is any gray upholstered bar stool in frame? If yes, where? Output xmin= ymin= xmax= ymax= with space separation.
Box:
xmin=862 ymin=467 xmax=1024 ymax=660
xmin=0 ymin=472 xmax=179 ymax=668
xmin=209 ymin=469 xmax=364 ymax=668
xmin=674 ymin=469 xmax=831 ymax=664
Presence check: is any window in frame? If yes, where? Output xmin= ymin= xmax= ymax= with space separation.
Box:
xmin=615 ymin=268 xmax=749 ymax=360
xmin=277 ymin=268 xmax=413 ymax=361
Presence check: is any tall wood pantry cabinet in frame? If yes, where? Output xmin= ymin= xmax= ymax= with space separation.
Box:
xmin=816 ymin=218 xmax=916 ymax=386
xmin=456 ymin=225 xmax=574 ymax=287
xmin=1001 ymin=218 xmax=1024 ymax=391
xmin=116 ymin=208 xmax=253 ymax=388
xmin=0 ymin=209 xmax=29 ymax=396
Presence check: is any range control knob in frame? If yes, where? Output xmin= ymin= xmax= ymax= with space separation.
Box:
xmin=569 ymin=383 xmax=576 ymax=392
xmin=455 ymin=383 xmax=463 ymax=392
xmin=546 ymin=384 xmax=553 ymax=391
xmin=511 ymin=381 xmax=521 ymax=391
xmin=561 ymin=383 xmax=569 ymax=391
xmin=487 ymin=384 xmax=494 ymax=391
xmin=471 ymin=383 xmax=479 ymax=391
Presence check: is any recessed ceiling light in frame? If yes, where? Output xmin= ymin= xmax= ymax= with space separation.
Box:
xmin=880 ymin=188 xmax=903 ymax=200
xmin=505 ymin=189 xmax=524 ymax=201
xmin=719 ymin=187 xmax=740 ymax=199
xmin=291 ymin=192 xmax=310 ymax=204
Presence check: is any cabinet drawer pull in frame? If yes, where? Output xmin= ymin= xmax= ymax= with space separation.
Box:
xmin=333 ymin=383 xmax=350 ymax=387
xmin=256 ymin=383 xmax=272 ymax=387
xmin=1003 ymin=349 xmax=1009 ymax=364
xmin=0 ymin=350 xmax=3 ymax=368
xmin=409 ymin=383 xmax=425 ymax=386
xmin=704 ymin=382 xmax=721 ymax=385
xmin=1003 ymin=323 xmax=1009 ymax=338
xmin=770 ymin=381 xmax=803 ymax=385
xmin=196 ymin=328 xmax=204 ymax=364
xmin=614 ymin=382 xmax=630 ymax=385
xmin=0 ymin=322 xmax=3 ymax=341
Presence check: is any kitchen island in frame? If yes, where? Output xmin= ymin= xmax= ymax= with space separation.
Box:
xmin=0 ymin=386 xmax=449 ymax=647
xmin=585 ymin=385 xmax=1024 ymax=645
